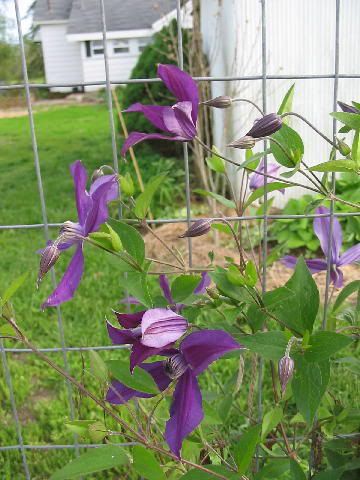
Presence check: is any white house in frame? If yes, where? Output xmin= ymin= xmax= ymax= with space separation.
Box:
xmin=33 ymin=0 xmax=192 ymax=92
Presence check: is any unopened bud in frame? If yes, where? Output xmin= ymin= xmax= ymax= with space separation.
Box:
xmin=338 ymin=101 xmax=360 ymax=114
xmin=206 ymin=287 xmax=219 ymax=300
xmin=37 ymin=243 xmax=61 ymax=287
xmin=336 ymin=138 xmax=351 ymax=156
xmin=278 ymin=355 xmax=295 ymax=394
xmin=227 ymin=135 xmax=256 ymax=150
xmin=247 ymin=113 xmax=282 ymax=138
xmin=91 ymin=168 xmax=104 ymax=182
xmin=202 ymin=96 xmax=232 ymax=109
xmin=179 ymin=219 xmax=212 ymax=238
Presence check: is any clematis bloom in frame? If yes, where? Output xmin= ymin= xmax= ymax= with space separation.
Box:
xmin=121 ymin=64 xmax=199 ymax=155
xmin=39 ymin=160 xmax=118 ymax=308
xmin=282 ymin=206 xmax=360 ymax=287
xmin=249 ymin=159 xmax=284 ymax=193
xmin=107 ymin=308 xmax=188 ymax=372
xmin=106 ymin=329 xmax=243 ymax=457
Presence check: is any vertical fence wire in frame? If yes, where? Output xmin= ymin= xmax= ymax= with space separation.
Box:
xmin=176 ymin=0 xmax=193 ymax=267
xmin=13 ymin=0 xmax=80 ymax=471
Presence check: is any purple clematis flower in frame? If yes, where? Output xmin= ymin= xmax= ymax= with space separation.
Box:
xmin=282 ymin=206 xmax=360 ymax=287
xmin=39 ymin=160 xmax=118 ymax=308
xmin=338 ymin=101 xmax=360 ymax=114
xmin=249 ymin=159 xmax=284 ymax=193
xmin=121 ymin=64 xmax=199 ymax=155
xmin=120 ymin=272 xmax=211 ymax=313
xmin=106 ymin=329 xmax=243 ymax=457
xmin=107 ymin=308 xmax=188 ymax=372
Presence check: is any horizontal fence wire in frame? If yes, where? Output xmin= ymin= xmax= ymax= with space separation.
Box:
xmin=0 ymin=0 xmax=358 ymax=477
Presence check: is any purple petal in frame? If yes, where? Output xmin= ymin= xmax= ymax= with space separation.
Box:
xmin=141 ymin=308 xmax=188 ymax=348
xmin=113 ymin=310 xmax=145 ymax=329
xmin=41 ymin=245 xmax=84 ymax=308
xmin=70 ymin=160 xmax=91 ymax=225
xmin=107 ymin=322 xmax=138 ymax=345
xmin=193 ymin=272 xmax=211 ymax=294
xmin=124 ymin=103 xmax=171 ymax=132
xmin=121 ymin=131 xmax=186 ymax=156
xmin=180 ymin=330 xmax=243 ymax=376
xmin=141 ymin=361 xmax=172 ymax=392
xmin=90 ymin=174 xmax=119 ymax=203
xmin=282 ymin=256 xmax=328 ymax=274
xmin=158 ymin=64 xmax=199 ymax=123
xmin=330 ymin=267 xmax=344 ymax=288
xmin=130 ymin=343 xmax=175 ymax=372
xmin=165 ymin=369 xmax=203 ymax=457
xmin=172 ymin=101 xmax=197 ymax=139
xmin=159 ymin=274 xmax=174 ymax=304
xmin=249 ymin=160 xmax=280 ymax=191
xmin=106 ymin=380 xmax=152 ymax=405
xmin=84 ymin=175 xmax=119 ymax=234
xmin=338 ymin=244 xmax=360 ymax=266
xmin=314 ymin=207 xmax=342 ymax=263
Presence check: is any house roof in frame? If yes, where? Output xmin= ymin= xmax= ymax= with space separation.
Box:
xmin=34 ymin=0 xmax=177 ymax=32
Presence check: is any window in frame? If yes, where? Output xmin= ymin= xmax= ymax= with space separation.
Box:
xmin=138 ymin=37 xmax=151 ymax=52
xmin=91 ymin=40 xmax=104 ymax=55
xmin=113 ymin=39 xmax=130 ymax=54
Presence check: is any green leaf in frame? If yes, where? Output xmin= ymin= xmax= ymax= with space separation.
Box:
xmin=309 ymin=160 xmax=358 ymax=172
xmin=50 ymin=445 xmax=128 ymax=479
xmin=239 ymin=332 xmax=288 ymax=360
xmin=254 ymin=459 xmax=289 ymax=479
xmin=261 ymin=407 xmax=283 ymax=440
xmin=118 ymin=271 xmax=152 ymax=308
xmin=245 ymin=260 xmax=257 ymax=287
xmin=89 ymin=232 xmax=116 ymax=251
xmin=304 ymin=331 xmax=353 ymax=362
xmin=194 ymin=189 xmax=236 ymax=209
xmin=1 ymin=272 xmax=29 ymax=307
xmin=171 ymin=275 xmax=201 ymax=302
xmin=331 ymin=112 xmax=360 ymax=130
xmin=278 ymin=83 xmax=295 ymax=115
xmin=119 ymin=172 xmax=135 ymax=196
xmin=89 ymin=350 xmax=108 ymax=381
xmin=352 ymin=129 xmax=360 ymax=164
xmin=206 ymin=146 xmax=226 ymax=173
xmin=107 ymin=360 xmax=159 ymax=394
xmin=108 ymin=219 xmax=145 ymax=266
xmin=332 ymin=280 xmax=360 ymax=313
xmin=264 ymin=257 xmax=319 ymax=335
xmin=132 ymin=446 xmax=165 ymax=480
xmin=203 ymin=401 xmax=223 ymax=425
xmin=181 ymin=465 xmax=238 ymax=479
xmin=270 ymin=124 xmax=304 ymax=167
xmin=244 ymin=182 xmax=292 ymax=209
xmin=134 ymin=175 xmax=166 ymax=219
xmin=65 ymin=420 xmax=95 ymax=438
xmin=241 ymin=149 xmax=268 ymax=170
xmin=234 ymin=424 xmax=262 ymax=474
xmin=210 ymin=268 xmax=255 ymax=303
xmin=289 ymin=459 xmax=307 ymax=480
xmin=0 ymin=324 xmax=16 ymax=337
xmin=292 ymin=358 xmax=330 ymax=424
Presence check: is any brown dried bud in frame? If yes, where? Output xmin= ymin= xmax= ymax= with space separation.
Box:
xmin=278 ymin=355 xmax=294 ymax=394
xmin=179 ymin=219 xmax=212 ymax=238
xmin=227 ymin=135 xmax=256 ymax=149
xmin=37 ymin=243 xmax=61 ymax=287
xmin=202 ymin=96 xmax=232 ymax=109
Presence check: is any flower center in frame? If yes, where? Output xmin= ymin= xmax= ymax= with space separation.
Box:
xmin=58 ymin=221 xmax=84 ymax=243
xmin=164 ymin=353 xmax=188 ymax=380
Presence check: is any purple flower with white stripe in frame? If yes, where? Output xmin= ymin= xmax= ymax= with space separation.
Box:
xmin=282 ymin=206 xmax=360 ymax=287
xmin=107 ymin=308 xmax=188 ymax=372
xmin=106 ymin=329 xmax=243 ymax=457
xmin=121 ymin=64 xmax=199 ymax=155
xmin=249 ymin=159 xmax=284 ymax=193
xmin=39 ymin=160 xmax=118 ymax=308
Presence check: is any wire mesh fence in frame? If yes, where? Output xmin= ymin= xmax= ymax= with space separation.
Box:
xmin=0 ymin=0 xmax=359 ymax=478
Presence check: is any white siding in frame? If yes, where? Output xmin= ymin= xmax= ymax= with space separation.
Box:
xmin=81 ymin=38 xmax=142 ymax=92
xmin=201 ymin=0 xmax=360 ymax=206
xmin=39 ymin=24 xmax=83 ymax=92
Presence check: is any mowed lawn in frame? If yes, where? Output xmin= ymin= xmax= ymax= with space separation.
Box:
xmin=0 ymin=104 xmax=138 ymax=478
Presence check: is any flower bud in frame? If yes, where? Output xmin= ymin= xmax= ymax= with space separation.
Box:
xmin=338 ymin=101 xmax=360 ymax=114
xmin=246 ymin=113 xmax=282 ymax=138
xmin=202 ymin=96 xmax=232 ymax=109
xmin=140 ymin=308 xmax=188 ymax=348
xmin=336 ymin=138 xmax=351 ymax=156
xmin=37 ymin=243 xmax=61 ymax=287
xmin=278 ymin=355 xmax=295 ymax=394
xmin=179 ymin=219 xmax=212 ymax=238
xmin=206 ymin=287 xmax=220 ymax=300
xmin=227 ymin=135 xmax=256 ymax=150
xmin=164 ymin=353 xmax=188 ymax=379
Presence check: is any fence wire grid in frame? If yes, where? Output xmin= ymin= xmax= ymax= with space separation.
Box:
xmin=0 ymin=0 xmax=359 ymax=478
